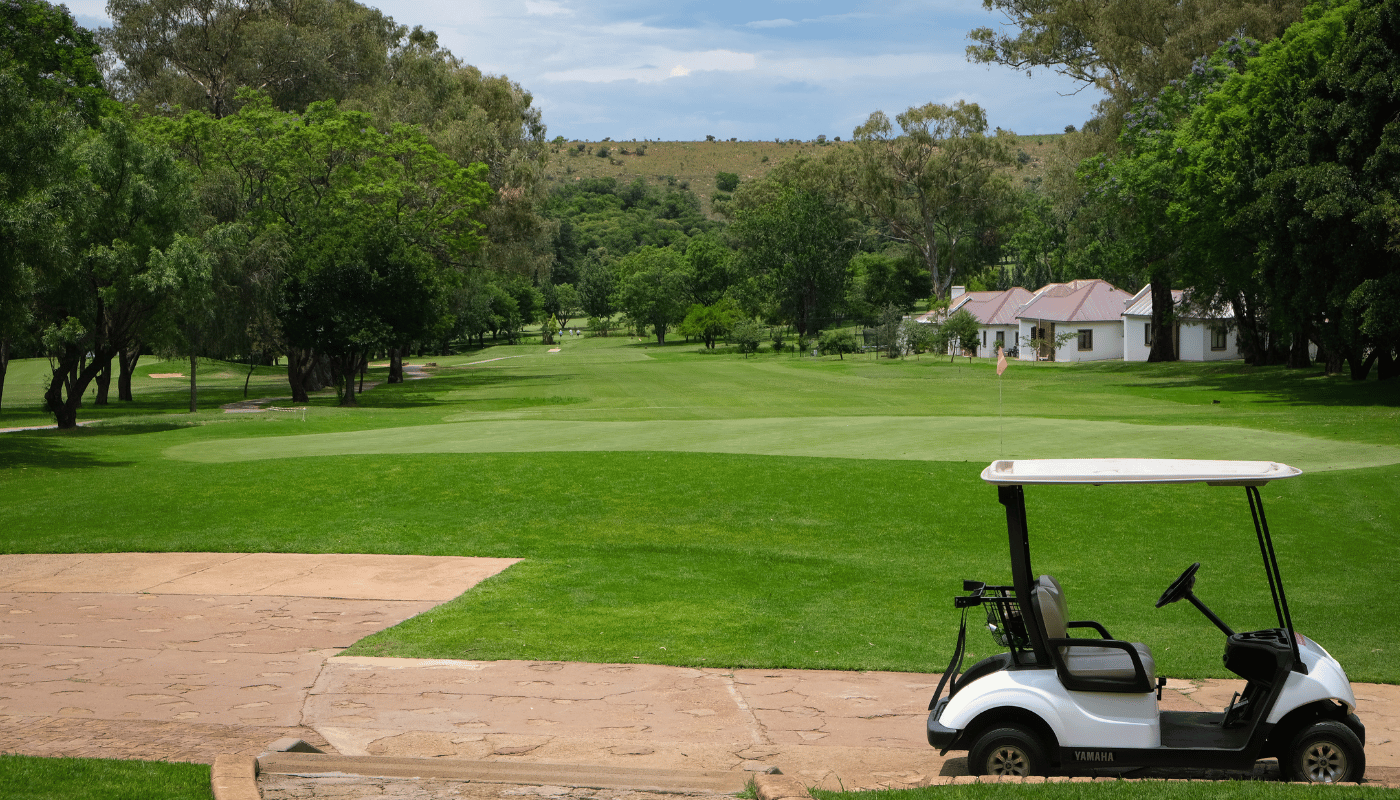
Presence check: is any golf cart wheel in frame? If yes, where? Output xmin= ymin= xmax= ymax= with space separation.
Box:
xmin=969 ymin=725 xmax=1048 ymax=777
xmin=1281 ymin=720 xmax=1366 ymax=783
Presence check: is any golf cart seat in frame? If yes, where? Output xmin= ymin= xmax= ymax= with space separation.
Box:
xmin=1034 ymin=574 xmax=1156 ymax=693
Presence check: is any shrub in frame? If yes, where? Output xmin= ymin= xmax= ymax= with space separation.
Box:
xmin=730 ymin=320 xmax=761 ymax=358
xmin=715 ymin=171 xmax=740 ymax=192
xmin=818 ymin=329 xmax=858 ymax=359
xmin=771 ymin=327 xmax=786 ymax=353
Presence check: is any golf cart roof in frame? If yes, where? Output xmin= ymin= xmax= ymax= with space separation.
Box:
xmin=981 ymin=459 xmax=1302 ymax=487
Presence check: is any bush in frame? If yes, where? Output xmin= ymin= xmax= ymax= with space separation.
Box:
xmin=715 ymin=171 xmax=740 ymax=192
xmin=730 ymin=320 xmax=762 ymax=358
xmin=771 ymin=327 xmax=786 ymax=353
xmin=818 ymin=329 xmax=858 ymax=359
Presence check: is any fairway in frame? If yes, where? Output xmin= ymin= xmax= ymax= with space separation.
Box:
xmin=167 ymin=415 xmax=1400 ymax=472
xmin=2 ymin=335 xmax=1397 ymax=685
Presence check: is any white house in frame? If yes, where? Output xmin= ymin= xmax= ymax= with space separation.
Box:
xmin=914 ymin=287 xmax=1034 ymax=357
xmin=1122 ymin=285 xmax=1240 ymax=362
xmin=1016 ymin=279 xmax=1133 ymax=362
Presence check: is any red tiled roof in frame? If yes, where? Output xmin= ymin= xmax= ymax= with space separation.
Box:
xmin=1017 ymin=279 xmax=1132 ymax=323
xmin=914 ymin=288 xmax=1033 ymax=325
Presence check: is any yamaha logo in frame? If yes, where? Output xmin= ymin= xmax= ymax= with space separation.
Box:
xmin=1075 ymin=751 xmax=1115 ymax=762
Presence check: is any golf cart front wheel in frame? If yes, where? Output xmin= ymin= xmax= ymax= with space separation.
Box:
xmin=1281 ymin=720 xmax=1366 ymax=783
xmin=969 ymin=725 xmax=1049 ymax=777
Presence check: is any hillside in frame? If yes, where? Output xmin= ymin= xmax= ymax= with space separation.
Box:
xmin=542 ymin=135 xmax=1065 ymax=216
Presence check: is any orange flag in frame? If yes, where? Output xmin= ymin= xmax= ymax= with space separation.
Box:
xmin=996 ymin=346 xmax=1007 ymax=375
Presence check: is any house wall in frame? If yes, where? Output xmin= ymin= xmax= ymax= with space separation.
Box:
xmin=1055 ymin=320 xmax=1123 ymax=362
xmin=1017 ymin=319 xmax=1123 ymax=362
xmin=1124 ymin=315 xmax=1152 ymax=362
xmin=973 ymin=325 xmax=1021 ymax=357
xmin=1180 ymin=321 xmax=1240 ymax=361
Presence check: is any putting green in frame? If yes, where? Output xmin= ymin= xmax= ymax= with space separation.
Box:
xmin=163 ymin=416 xmax=1400 ymax=473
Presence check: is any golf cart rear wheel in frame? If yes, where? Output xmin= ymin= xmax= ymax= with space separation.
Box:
xmin=969 ymin=725 xmax=1048 ymax=777
xmin=1281 ymin=720 xmax=1366 ymax=783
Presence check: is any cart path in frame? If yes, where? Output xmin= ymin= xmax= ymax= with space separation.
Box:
xmin=0 ymin=553 xmax=1396 ymax=789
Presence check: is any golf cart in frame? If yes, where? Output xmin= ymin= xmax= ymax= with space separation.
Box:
xmin=926 ymin=459 xmax=1366 ymax=783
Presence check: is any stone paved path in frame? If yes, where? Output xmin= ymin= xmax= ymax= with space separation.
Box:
xmin=0 ymin=553 xmax=518 ymax=763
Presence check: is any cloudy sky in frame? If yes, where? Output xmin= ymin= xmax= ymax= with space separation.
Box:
xmin=70 ymin=0 xmax=1105 ymax=141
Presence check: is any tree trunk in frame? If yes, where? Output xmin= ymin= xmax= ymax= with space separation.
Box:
xmin=1348 ymin=349 xmax=1378 ymax=381
xmin=0 ymin=336 xmax=9 ymax=412
xmin=1286 ymin=329 xmax=1313 ymax=369
xmin=117 ymin=344 xmax=141 ymax=401
xmin=44 ymin=344 xmax=109 ymax=429
xmin=1376 ymin=349 xmax=1397 ymax=381
xmin=1146 ymin=278 xmax=1176 ymax=362
xmin=388 ymin=347 xmax=404 ymax=384
xmin=94 ymin=356 xmax=113 ymax=405
xmin=287 ymin=347 xmax=313 ymax=403
xmin=244 ymin=354 xmax=258 ymax=398
xmin=188 ymin=353 xmax=199 ymax=412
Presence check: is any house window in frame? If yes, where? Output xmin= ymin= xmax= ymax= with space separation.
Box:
xmin=1078 ymin=329 xmax=1093 ymax=351
xmin=1013 ymin=330 xmax=1019 ymax=346
xmin=982 ymin=330 xmax=987 ymax=347
xmin=995 ymin=330 xmax=1005 ymax=348
xmin=1211 ymin=327 xmax=1228 ymax=350
xmin=1144 ymin=323 xmax=1152 ymax=346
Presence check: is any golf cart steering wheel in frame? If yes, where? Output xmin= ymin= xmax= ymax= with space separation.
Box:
xmin=1156 ymin=562 xmax=1202 ymax=609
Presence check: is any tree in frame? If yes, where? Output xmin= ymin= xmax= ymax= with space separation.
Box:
xmin=615 ymin=246 xmax=692 ymax=344
xmin=731 ymin=188 xmax=855 ymax=336
xmin=818 ymin=328 xmax=858 ymax=359
xmin=715 ymin=171 xmax=740 ymax=192
xmin=145 ymin=234 xmax=214 ymax=411
xmin=844 ymin=102 xmax=1015 ymax=301
xmin=966 ymin=0 xmax=1305 ymax=130
xmin=935 ymin=308 xmax=982 ymax=359
xmin=577 ymin=255 xmax=617 ymax=321
xmin=157 ymin=94 xmax=490 ymax=403
xmin=34 ymin=115 xmax=194 ymax=428
xmin=0 ymin=0 xmax=109 ymax=413
xmin=729 ymin=319 xmax=762 ymax=357
xmin=679 ymin=298 xmax=742 ymax=349
xmin=846 ymin=249 xmax=926 ymax=324
xmin=101 ymin=0 xmax=402 ymax=118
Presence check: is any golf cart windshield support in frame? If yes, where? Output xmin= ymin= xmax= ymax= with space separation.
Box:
xmin=998 ymin=484 xmax=1049 ymax=665
xmin=1247 ymin=485 xmax=1304 ymax=672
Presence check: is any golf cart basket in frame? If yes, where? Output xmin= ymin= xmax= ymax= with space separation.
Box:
xmin=957 ymin=580 xmax=1031 ymax=653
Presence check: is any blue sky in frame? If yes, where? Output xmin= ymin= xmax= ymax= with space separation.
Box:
xmin=71 ymin=0 xmax=1104 ymax=141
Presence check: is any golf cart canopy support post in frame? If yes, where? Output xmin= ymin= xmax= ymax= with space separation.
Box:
xmin=984 ymin=459 xmax=1306 ymax=673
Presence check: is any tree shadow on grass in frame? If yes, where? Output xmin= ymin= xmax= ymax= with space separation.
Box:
xmin=1107 ymin=362 xmax=1400 ymax=408
xmin=358 ymin=369 xmax=581 ymax=409
xmin=0 ymin=433 xmax=138 ymax=469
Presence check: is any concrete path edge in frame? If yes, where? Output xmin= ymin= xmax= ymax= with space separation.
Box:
xmin=211 ymin=754 xmax=260 ymax=800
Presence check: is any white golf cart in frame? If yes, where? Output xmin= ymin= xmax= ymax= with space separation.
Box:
xmin=926 ymin=459 xmax=1366 ymax=783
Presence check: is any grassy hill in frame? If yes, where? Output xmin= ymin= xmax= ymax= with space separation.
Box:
xmin=543 ymin=135 xmax=1065 ymax=216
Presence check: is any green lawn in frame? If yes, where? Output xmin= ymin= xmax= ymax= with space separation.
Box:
xmin=1 ymin=335 xmax=1396 ymax=682
xmin=0 ymin=754 xmax=209 ymax=800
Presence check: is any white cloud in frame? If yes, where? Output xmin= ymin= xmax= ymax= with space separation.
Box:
xmin=670 ymin=65 xmax=692 ymax=77
xmin=524 ymin=0 xmax=573 ymax=16
xmin=746 ymin=19 xmax=797 ymax=28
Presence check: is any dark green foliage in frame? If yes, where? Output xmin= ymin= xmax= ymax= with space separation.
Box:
xmin=679 ymin=298 xmax=742 ymax=348
xmin=715 ymin=171 xmax=740 ymax=192
xmin=0 ymin=0 xmax=109 ymax=120
xmin=732 ymin=189 xmax=855 ymax=336
xmin=615 ymin=246 xmax=692 ymax=343
xmin=817 ymin=328 xmax=858 ymax=359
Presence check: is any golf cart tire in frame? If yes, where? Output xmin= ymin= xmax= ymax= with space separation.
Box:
xmin=1280 ymin=720 xmax=1366 ymax=783
xmin=969 ymin=725 xmax=1050 ymax=777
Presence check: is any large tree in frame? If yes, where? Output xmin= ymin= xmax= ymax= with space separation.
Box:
xmin=101 ymin=0 xmax=402 ymax=118
xmin=731 ymin=189 xmax=855 ymax=337
xmin=843 ymin=101 xmax=1015 ymax=301
xmin=0 ymin=0 xmax=110 ymax=414
xmin=614 ymin=246 xmax=692 ymax=344
xmin=155 ymin=94 xmax=490 ymax=403
xmin=34 ymin=115 xmax=194 ymax=428
xmin=967 ymin=0 xmax=1306 ymax=129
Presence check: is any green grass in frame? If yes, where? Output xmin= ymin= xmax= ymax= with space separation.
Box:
xmin=812 ymin=783 xmax=1400 ymax=800
xmin=1 ymin=334 xmax=1397 ymax=682
xmin=0 ymin=754 xmax=210 ymax=799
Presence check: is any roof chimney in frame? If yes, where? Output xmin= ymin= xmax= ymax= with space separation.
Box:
xmin=950 ymin=286 xmax=966 ymax=299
